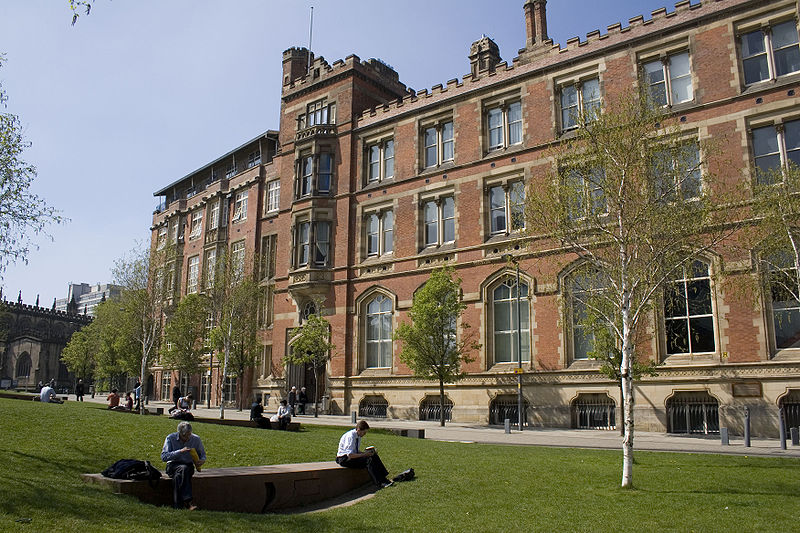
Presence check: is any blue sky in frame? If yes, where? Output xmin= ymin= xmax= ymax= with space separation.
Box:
xmin=0 ymin=0 xmax=683 ymax=305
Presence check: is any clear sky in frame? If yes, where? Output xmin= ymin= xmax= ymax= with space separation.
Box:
xmin=0 ymin=0 xmax=684 ymax=306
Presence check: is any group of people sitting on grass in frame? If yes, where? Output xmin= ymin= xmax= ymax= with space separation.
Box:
xmin=160 ymin=418 xmax=394 ymax=511
xmin=107 ymin=389 xmax=134 ymax=411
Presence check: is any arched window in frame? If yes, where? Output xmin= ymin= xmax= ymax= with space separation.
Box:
xmin=358 ymin=395 xmax=388 ymax=418
xmin=16 ymin=353 xmax=31 ymax=378
xmin=492 ymin=277 xmax=530 ymax=363
xmin=365 ymin=294 xmax=393 ymax=368
xmin=664 ymin=260 xmax=715 ymax=355
xmin=666 ymin=391 xmax=719 ymax=434
xmin=302 ymin=301 xmax=317 ymax=322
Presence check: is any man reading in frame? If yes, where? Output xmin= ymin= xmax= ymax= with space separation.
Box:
xmin=161 ymin=421 xmax=206 ymax=510
xmin=336 ymin=420 xmax=392 ymax=488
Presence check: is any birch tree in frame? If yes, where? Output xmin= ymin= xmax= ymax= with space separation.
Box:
xmin=527 ymin=91 xmax=740 ymax=487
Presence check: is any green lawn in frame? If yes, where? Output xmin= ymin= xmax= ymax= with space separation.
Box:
xmin=1 ymin=398 xmax=798 ymax=532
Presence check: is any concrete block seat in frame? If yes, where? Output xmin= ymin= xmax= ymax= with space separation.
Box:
xmin=192 ymin=416 xmax=300 ymax=432
xmin=82 ymin=461 xmax=371 ymax=513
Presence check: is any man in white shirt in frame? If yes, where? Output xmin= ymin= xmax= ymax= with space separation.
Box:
xmin=336 ymin=420 xmax=392 ymax=488
xmin=39 ymin=385 xmax=61 ymax=403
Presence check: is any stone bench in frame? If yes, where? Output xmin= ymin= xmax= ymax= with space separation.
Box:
xmin=81 ymin=461 xmax=370 ymax=513
xmin=192 ymin=416 xmax=300 ymax=432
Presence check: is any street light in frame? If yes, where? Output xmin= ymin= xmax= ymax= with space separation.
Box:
xmin=503 ymin=254 xmax=524 ymax=432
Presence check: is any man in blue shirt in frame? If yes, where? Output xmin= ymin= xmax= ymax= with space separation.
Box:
xmin=161 ymin=421 xmax=206 ymax=510
xmin=336 ymin=420 xmax=392 ymax=488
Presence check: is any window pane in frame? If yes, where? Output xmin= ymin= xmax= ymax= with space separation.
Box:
xmin=686 ymin=279 xmax=712 ymax=315
xmin=367 ymin=214 xmax=379 ymax=255
xmin=442 ymin=197 xmax=455 ymax=243
xmin=508 ymin=102 xmax=522 ymax=145
xmin=743 ymin=56 xmax=770 ymax=85
xmin=369 ymin=145 xmax=380 ymax=181
xmin=644 ymin=60 xmax=667 ymax=106
xmin=775 ymin=309 xmax=800 ymax=348
xmin=741 ymin=30 xmax=766 ymax=57
xmin=510 ymin=182 xmax=525 ymax=230
xmin=383 ymin=211 xmax=394 ymax=253
xmin=424 ymin=202 xmax=438 ymax=245
xmin=384 ymin=140 xmax=394 ymax=178
xmin=666 ymin=318 xmax=690 ymax=354
xmin=442 ymin=122 xmax=454 ymax=161
xmin=490 ymin=186 xmax=506 ymax=234
xmin=424 ymin=127 xmax=437 ymax=167
xmin=318 ymin=154 xmax=332 ymax=193
xmin=582 ymin=78 xmax=601 ymax=121
xmin=561 ymin=85 xmax=577 ymax=129
xmin=752 ymin=125 xmax=779 ymax=158
xmin=680 ymin=144 xmax=701 ymax=199
xmin=488 ymin=108 xmax=503 ymax=149
xmin=773 ymin=21 xmax=800 ymax=77
xmin=689 ymin=316 xmax=716 ymax=352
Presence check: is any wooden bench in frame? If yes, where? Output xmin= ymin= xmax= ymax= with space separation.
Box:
xmin=192 ymin=416 xmax=300 ymax=432
xmin=81 ymin=461 xmax=371 ymax=513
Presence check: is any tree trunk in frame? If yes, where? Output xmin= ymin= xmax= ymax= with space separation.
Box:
xmin=314 ymin=367 xmax=321 ymax=418
xmin=219 ymin=331 xmax=231 ymax=419
xmin=620 ymin=292 xmax=634 ymax=488
xmin=439 ymin=378 xmax=446 ymax=427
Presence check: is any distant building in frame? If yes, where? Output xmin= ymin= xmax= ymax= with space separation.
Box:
xmin=55 ymin=283 xmax=122 ymax=317
xmin=0 ymin=298 xmax=92 ymax=392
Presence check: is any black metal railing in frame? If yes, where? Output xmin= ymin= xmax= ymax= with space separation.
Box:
xmin=667 ymin=395 xmax=719 ymax=434
xmin=572 ymin=397 xmax=616 ymax=430
xmin=419 ymin=399 xmax=452 ymax=421
xmin=489 ymin=398 xmax=528 ymax=425
xmin=359 ymin=398 xmax=388 ymax=418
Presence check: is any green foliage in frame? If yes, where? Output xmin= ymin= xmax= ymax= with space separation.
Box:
xmin=161 ymin=294 xmax=210 ymax=376
xmin=0 ymin=56 xmax=63 ymax=280
xmin=286 ymin=311 xmax=335 ymax=416
xmin=60 ymin=328 xmax=97 ymax=381
xmin=394 ymin=266 xmax=480 ymax=426
xmin=395 ymin=266 xmax=478 ymax=382
xmin=1 ymin=398 xmax=800 ymax=532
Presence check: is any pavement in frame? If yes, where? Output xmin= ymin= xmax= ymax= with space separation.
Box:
xmin=79 ymin=394 xmax=800 ymax=458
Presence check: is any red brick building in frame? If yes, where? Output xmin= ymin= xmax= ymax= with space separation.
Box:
xmin=151 ymin=0 xmax=800 ymax=436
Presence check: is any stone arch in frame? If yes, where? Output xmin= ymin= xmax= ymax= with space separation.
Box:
xmin=665 ymin=390 xmax=720 ymax=434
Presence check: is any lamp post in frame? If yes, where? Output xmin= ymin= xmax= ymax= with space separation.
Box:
xmin=503 ymin=254 xmax=524 ymax=432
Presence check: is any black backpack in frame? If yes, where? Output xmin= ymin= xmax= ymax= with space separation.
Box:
xmin=102 ymin=459 xmax=162 ymax=482
xmin=392 ymin=468 xmax=415 ymax=482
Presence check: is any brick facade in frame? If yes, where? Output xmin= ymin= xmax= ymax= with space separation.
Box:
xmin=151 ymin=0 xmax=800 ymax=436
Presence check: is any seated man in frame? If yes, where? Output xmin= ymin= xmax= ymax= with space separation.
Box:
xmin=250 ymin=396 xmax=270 ymax=429
xmin=107 ymin=389 xmax=120 ymax=409
xmin=123 ymin=392 xmax=134 ymax=411
xmin=336 ymin=420 xmax=392 ymax=488
xmin=161 ymin=421 xmax=206 ymax=510
xmin=39 ymin=384 xmax=62 ymax=404
xmin=270 ymin=399 xmax=292 ymax=430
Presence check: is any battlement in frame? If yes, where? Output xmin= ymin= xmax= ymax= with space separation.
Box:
xmin=355 ymin=0 xmax=750 ymax=128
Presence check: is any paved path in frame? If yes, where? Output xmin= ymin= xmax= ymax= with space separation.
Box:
xmin=81 ymin=395 xmax=800 ymax=458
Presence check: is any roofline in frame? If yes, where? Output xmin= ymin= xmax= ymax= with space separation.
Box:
xmin=153 ymin=129 xmax=279 ymax=197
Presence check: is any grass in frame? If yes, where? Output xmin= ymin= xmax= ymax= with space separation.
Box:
xmin=0 ymin=398 xmax=799 ymax=532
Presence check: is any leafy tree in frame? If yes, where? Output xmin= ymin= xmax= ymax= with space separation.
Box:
xmin=0 ymin=56 xmax=63 ymax=280
xmin=112 ymin=245 xmax=166 ymax=412
xmin=285 ymin=309 xmax=335 ymax=418
xmin=394 ymin=265 xmax=480 ymax=427
xmin=207 ymin=249 xmax=261 ymax=416
xmin=60 ymin=326 xmax=98 ymax=382
xmin=749 ymin=165 xmax=800 ymax=332
xmin=161 ymin=293 xmax=210 ymax=377
xmin=88 ymin=299 xmax=136 ymax=390
xmin=527 ymin=91 xmax=741 ymax=487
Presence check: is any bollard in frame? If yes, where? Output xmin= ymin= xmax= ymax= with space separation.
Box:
xmin=720 ymin=427 xmax=729 ymax=445
xmin=744 ymin=407 xmax=750 ymax=448
xmin=791 ymin=427 xmax=799 ymax=446
xmin=504 ymin=418 xmax=511 ymax=434
xmin=779 ymin=407 xmax=787 ymax=450
xmin=193 ymin=399 xmax=197 ymax=410
xmin=351 ymin=411 xmax=357 ymax=424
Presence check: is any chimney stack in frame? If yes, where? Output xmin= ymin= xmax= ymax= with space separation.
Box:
xmin=469 ymin=36 xmax=501 ymax=77
xmin=524 ymin=0 xmax=548 ymax=47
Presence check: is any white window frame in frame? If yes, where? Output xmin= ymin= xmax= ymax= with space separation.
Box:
xmin=559 ymin=76 xmax=601 ymax=131
xmin=247 ymin=150 xmax=261 ymax=168
xmin=422 ymin=119 xmax=454 ymax=169
xmin=266 ymin=180 xmax=280 ymax=213
xmin=652 ymin=141 xmax=703 ymax=202
xmin=189 ymin=210 xmax=203 ymax=240
xmin=641 ymin=51 xmax=693 ymax=107
xmin=367 ymin=138 xmax=395 ymax=184
xmin=486 ymin=101 xmax=522 ymax=151
xmin=294 ymin=219 xmax=331 ymax=268
xmin=364 ymin=294 xmax=393 ymax=369
xmin=209 ymin=200 xmax=220 ymax=230
xmin=492 ymin=277 xmax=531 ymax=364
xmin=187 ymin=255 xmax=200 ymax=294
xmin=740 ymin=19 xmax=800 ymax=86
xmin=232 ymin=190 xmax=248 ymax=222
xmin=231 ymin=240 xmax=246 ymax=280
xmin=564 ymin=166 xmax=607 ymax=221
xmin=422 ymin=196 xmax=455 ymax=248
xmin=170 ymin=219 xmax=180 ymax=244
xmin=365 ymin=209 xmax=394 ymax=258
xmin=156 ymin=226 xmax=167 ymax=250
xmin=299 ymin=98 xmax=336 ymax=129
xmin=488 ymin=181 xmax=526 ymax=236
xmin=204 ymin=249 xmax=217 ymax=289
xmin=664 ymin=260 xmax=716 ymax=356
xmin=751 ymin=118 xmax=800 ymax=185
